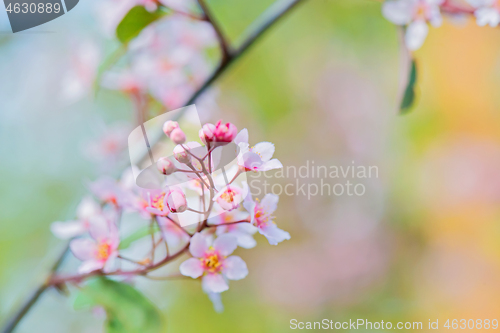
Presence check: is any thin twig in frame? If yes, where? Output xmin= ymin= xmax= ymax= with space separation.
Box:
xmin=197 ymin=0 xmax=231 ymax=62
xmin=206 ymin=219 xmax=251 ymax=228
xmin=142 ymin=273 xmax=192 ymax=281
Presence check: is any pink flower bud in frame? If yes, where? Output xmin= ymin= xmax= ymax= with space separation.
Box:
xmin=213 ymin=120 xmax=238 ymax=142
xmin=170 ymin=128 xmax=186 ymax=144
xmin=199 ymin=123 xmax=216 ymax=144
xmin=173 ymin=145 xmax=190 ymax=164
xmin=156 ymin=157 xmax=175 ymax=175
xmin=163 ymin=120 xmax=179 ymax=137
xmin=166 ymin=188 xmax=187 ymax=213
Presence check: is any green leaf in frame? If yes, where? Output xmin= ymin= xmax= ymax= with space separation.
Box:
xmin=116 ymin=6 xmax=165 ymax=44
xmin=119 ymin=224 xmax=160 ymax=250
xmin=74 ymin=277 xmax=164 ymax=333
xmin=400 ymin=58 xmax=418 ymax=114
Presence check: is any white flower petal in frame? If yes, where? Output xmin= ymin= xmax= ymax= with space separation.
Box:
xmin=426 ymin=0 xmax=445 ymax=4
xmin=260 ymin=224 xmax=291 ymax=245
xmin=242 ymin=152 xmax=263 ymax=171
xmin=252 ymin=142 xmax=275 ymax=161
xmin=76 ymin=196 xmax=100 ymax=220
xmin=405 ymin=20 xmax=429 ymax=50
xmin=180 ymin=258 xmax=204 ymax=278
xmin=475 ymin=7 xmax=500 ymax=27
xmin=70 ymin=238 xmax=97 ymax=261
xmin=235 ymin=233 xmax=257 ymax=249
xmin=202 ymin=274 xmax=229 ymax=293
xmin=260 ymin=159 xmax=283 ymax=171
xmin=223 ymin=256 xmax=248 ymax=280
xmin=50 ymin=221 xmax=86 ymax=239
xmin=382 ymin=0 xmax=413 ymax=25
xmin=234 ymin=128 xmax=248 ymax=145
xmin=88 ymin=216 xmax=110 ymax=241
xmin=243 ymin=195 xmax=256 ymax=225
xmin=206 ymin=292 xmax=224 ymax=313
xmin=260 ymin=193 xmax=279 ymax=214
xmin=189 ymin=233 xmax=209 ymax=258
xmin=237 ymin=222 xmax=257 ymax=234
xmin=213 ymin=234 xmax=237 ymax=256
xmin=427 ymin=5 xmax=443 ymax=26
xmin=78 ymin=260 xmax=104 ymax=274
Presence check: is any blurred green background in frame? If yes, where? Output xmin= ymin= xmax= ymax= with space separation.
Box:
xmin=2 ymin=0 xmax=500 ymax=331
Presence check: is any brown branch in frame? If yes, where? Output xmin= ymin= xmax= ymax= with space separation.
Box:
xmin=206 ymin=219 xmax=251 ymax=228
xmin=197 ymin=0 xmax=231 ymax=63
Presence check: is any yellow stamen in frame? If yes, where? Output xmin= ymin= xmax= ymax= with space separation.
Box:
xmin=151 ymin=192 xmax=166 ymax=211
xmin=95 ymin=242 xmax=111 ymax=261
xmin=201 ymin=248 xmax=224 ymax=273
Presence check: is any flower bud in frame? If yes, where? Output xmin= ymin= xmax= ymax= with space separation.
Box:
xmin=156 ymin=157 xmax=175 ymax=175
xmin=199 ymin=123 xmax=216 ymax=144
xmin=214 ymin=120 xmax=238 ymax=142
xmin=163 ymin=120 xmax=179 ymax=137
xmin=166 ymin=188 xmax=187 ymax=213
xmin=173 ymin=145 xmax=190 ymax=164
xmin=170 ymin=128 xmax=186 ymax=144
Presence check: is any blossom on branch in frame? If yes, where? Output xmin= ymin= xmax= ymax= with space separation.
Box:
xmin=234 ymin=129 xmax=283 ymax=172
xmin=70 ymin=217 xmax=120 ymax=274
xmin=209 ymin=210 xmax=257 ymax=249
xmin=466 ymin=0 xmax=500 ymax=26
xmin=244 ymin=193 xmax=290 ymax=245
xmin=179 ymin=233 xmax=248 ymax=293
xmin=382 ymin=0 xmax=444 ymax=50
xmin=51 ymin=196 xmax=102 ymax=239
xmin=213 ymin=184 xmax=245 ymax=211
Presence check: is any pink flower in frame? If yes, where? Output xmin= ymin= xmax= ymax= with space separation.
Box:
xmin=83 ymin=122 xmax=130 ymax=168
xmin=118 ymin=167 xmax=157 ymax=219
xmin=234 ymin=129 xmax=283 ymax=172
xmin=179 ymin=233 xmax=248 ymax=293
xmin=382 ymin=0 xmax=443 ymax=50
xmin=213 ymin=184 xmax=244 ymax=211
xmin=51 ymin=196 xmax=101 ymax=239
xmin=145 ymin=191 xmax=169 ymax=216
xmin=243 ymin=193 xmax=290 ymax=245
xmin=166 ymin=187 xmax=188 ymax=213
xmin=199 ymin=123 xmax=216 ymax=144
xmin=170 ymin=128 xmax=186 ymax=144
xmin=163 ymin=120 xmax=179 ymax=137
xmin=88 ymin=177 xmax=126 ymax=206
xmin=102 ymin=16 xmax=217 ymax=109
xmin=212 ymin=120 xmax=238 ymax=143
xmin=70 ymin=217 xmax=120 ymax=274
xmin=209 ymin=210 xmax=257 ymax=249
xmin=157 ymin=157 xmax=176 ymax=175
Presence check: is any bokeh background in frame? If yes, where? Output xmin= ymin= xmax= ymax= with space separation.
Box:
xmin=2 ymin=0 xmax=500 ymax=331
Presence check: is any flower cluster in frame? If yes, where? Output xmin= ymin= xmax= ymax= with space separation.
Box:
xmin=51 ymin=119 xmax=289 ymax=310
xmin=62 ymin=1 xmax=217 ymax=111
xmin=102 ymin=17 xmax=217 ymax=110
xmin=382 ymin=0 xmax=497 ymax=50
